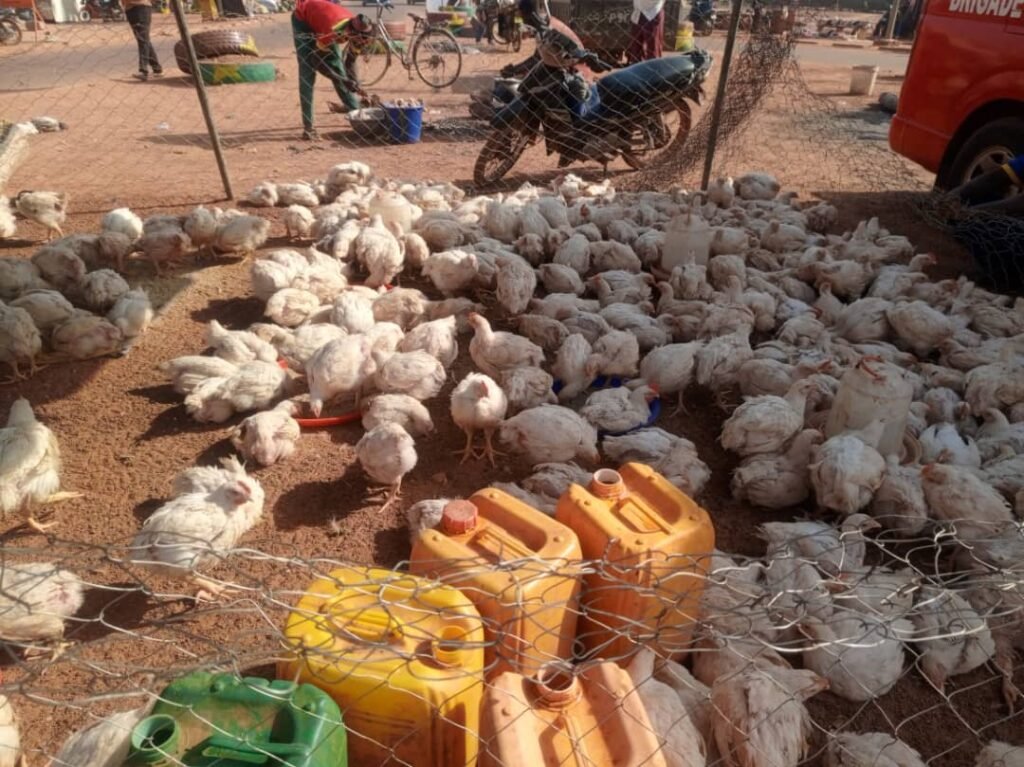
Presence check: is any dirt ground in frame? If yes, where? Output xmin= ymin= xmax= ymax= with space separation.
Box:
xmin=2 ymin=16 xmax=1018 ymax=765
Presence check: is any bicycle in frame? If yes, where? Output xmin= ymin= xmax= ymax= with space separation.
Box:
xmin=344 ymin=1 xmax=463 ymax=90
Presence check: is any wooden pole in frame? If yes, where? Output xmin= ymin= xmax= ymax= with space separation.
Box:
xmin=700 ymin=0 xmax=744 ymax=191
xmin=170 ymin=0 xmax=234 ymax=200
xmin=883 ymin=0 xmax=899 ymax=40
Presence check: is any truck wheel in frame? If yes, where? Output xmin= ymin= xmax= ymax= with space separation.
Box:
xmin=939 ymin=116 xmax=1024 ymax=190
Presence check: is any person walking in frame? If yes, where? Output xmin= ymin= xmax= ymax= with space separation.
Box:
xmin=628 ymin=0 xmax=665 ymax=63
xmin=125 ymin=0 xmax=163 ymax=81
xmin=291 ymin=0 xmax=370 ymax=140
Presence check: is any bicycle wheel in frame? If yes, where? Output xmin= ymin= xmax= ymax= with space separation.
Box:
xmin=344 ymin=37 xmax=392 ymax=88
xmin=0 ymin=18 xmax=21 ymax=44
xmin=412 ymin=27 xmax=462 ymax=89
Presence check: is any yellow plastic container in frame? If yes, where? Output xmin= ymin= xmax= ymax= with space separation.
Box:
xmin=278 ymin=566 xmax=485 ymax=767
xmin=479 ymin=662 xmax=668 ymax=767
xmin=674 ymin=20 xmax=695 ymax=51
xmin=409 ymin=490 xmax=583 ymax=677
xmin=555 ymin=463 xmax=714 ymax=662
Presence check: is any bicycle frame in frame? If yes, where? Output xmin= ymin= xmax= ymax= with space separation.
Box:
xmin=360 ymin=4 xmax=429 ymax=69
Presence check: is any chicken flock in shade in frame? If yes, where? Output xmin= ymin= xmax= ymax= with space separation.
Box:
xmin=2 ymin=164 xmax=1024 ymax=765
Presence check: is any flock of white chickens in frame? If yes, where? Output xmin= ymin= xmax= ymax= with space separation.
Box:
xmin=1 ymin=160 xmax=1023 ymax=766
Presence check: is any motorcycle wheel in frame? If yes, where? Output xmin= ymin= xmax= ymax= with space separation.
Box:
xmin=0 ymin=17 xmax=20 ymax=44
xmin=623 ymin=101 xmax=692 ymax=171
xmin=474 ymin=127 xmax=529 ymax=187
xmin=78 ymin=8 xmax=92 ymax=20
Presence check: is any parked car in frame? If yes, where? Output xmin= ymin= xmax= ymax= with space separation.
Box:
xmin=889 ymin=0 xmax=1024 ymax=189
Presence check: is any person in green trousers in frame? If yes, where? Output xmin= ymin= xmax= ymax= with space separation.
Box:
xmin=291 ymin=0 xmax=371 ymax=139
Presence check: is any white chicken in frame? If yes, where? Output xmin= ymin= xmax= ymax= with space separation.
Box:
xmin=495 ymin=254 xmax=537 ymax=315
xmin=975 ymin=742 xmax=1024 ymax=767
xmin=51 ymin=313 xmax=123 ymax=359
xmin=0 ymin=196 xmax=15 ymax=240
xmin=107 ymin=288 xmax=154 ymax=339
xmin=921 ymin=462 xmax=1013 ymax=539
xmin=356 ymin=423 xmax=417 ymax=508
xmin=710 ymin=667 xmax=828 ymax=767
xmin=918 ymin=422 xmax=981 ymax=467
xmin=15 ymin=190 xmax=67 ymax=240
xmin=330 ymin=291 xmax=375 ymax=334
xmin=450 ymin=372 xmax=508 ymax=465
xmin=579 ymin=385 xmax=657 ymax=434
xmin=912 ymin=586 xmax=996 ymax=693
xmin=230 ymin=401 xmax=300 ymax=467
xmin=499 ymin=366 xmax=558 ymax=413
xmin=587 ymin=329 xmax=641 ymax=378
xmin=886 ymin=300 xmax=955 ymax=357
xmin=0 ymin=398 xmax=76 ymax=533
xmin=206 ymin=319 xmax=278 ymax=364
xmin=406 ymin=498 xmax=451 ymax=543
xmin=639 ymin=342 xmax=702 ymax=411
xmin=0 ymin=561 xmax=84 ymax=650
xmin=825 ymin=732 xmax=926 ymax=767
xmin=731 ymin=429 xmax=824 ymax=509
xmin=552 ymin=333 xmax=593 ymax=403
xmin=626 ymin=648 xmax=707 ymax=767
xmin=397 ymin=315 xmax=458 ymax=367
xmin=422 ymin=249 xmax=479 ymax=295
xmin=354 ymin=215 xmax=404 ymax=288
xmin=361 ymin=393 xmax=434 ymax=437
xmin=159 ymin=355 xmax=239 ymax=394
xmin=282 ymin=205 xmax=315 ymax=240
xmin=0 ymin=301 xmax=42 ymax=382
xmin=809 ymin=422 xmax=887 ymax=515
xmin=266 ymin=288 xmax=321 ymax=328
xmin=184 ymin=360 xmax=291 ymax=423
xmin=800 ymin=614 xmax=910 ymax=701
xmin=721 ymin=378 xmax=821 ymax=456
xmin=306 ymin=335 xmax=377 ymax=416
xmin=499 ymin=404 xmax=600 ymax=465
xmin=10 ymin=290 xmax=74 ymax=333
xmin=468 ymin=312 xmax=544 ymax=378
xmin=213 ymin=214 xmax=270 ymax=257
xmin=127 ymin=457 xmax=265 ymax=601
xmin=0 ymin=693 xmax=18 ymax=767
xmin=868 ymin=456 xmax=928 ymax=537
xmin=51 ymin=704 xmax=152 ymax=767
xmin=374 ymin=350 xmax=446 ymax=401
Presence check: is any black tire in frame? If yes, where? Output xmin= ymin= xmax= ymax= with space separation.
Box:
xmin=0 ymin=18 xmax=21 ymax=44
xmin=938 ymin=116 xmax=1024 ymax=190
xmin=623 ymin=101 xmax=693 ymax=170
xmin=344 ymin=38 xmax=392 ymax=88
xmin=412 ymin=27 xmax=462 ymax=88
xmin=78 ymin=8 xmax=92 ymax=20
xmin=173 ymin=30 xmax=259 ymax=74
xmin=474 ymin=127 xmax=529 ymax=187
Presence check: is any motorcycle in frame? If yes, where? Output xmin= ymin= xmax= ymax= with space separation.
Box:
xmin=688 ymin=0 xmax=716 ymax=35
xmin=473 ymin=28 xmax=711 ymax=187
xmin=0 ymin=8 xmax=22 ymax=45
xmin=79 ymin=0 xmax=124 ymax=22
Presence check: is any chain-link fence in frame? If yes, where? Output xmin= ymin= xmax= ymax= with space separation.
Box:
xmin=2 ymin=523 xmax=1022 ymax=764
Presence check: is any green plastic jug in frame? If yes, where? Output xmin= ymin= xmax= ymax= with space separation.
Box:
xmin=124 ymin=672 xmax=347 ymax=767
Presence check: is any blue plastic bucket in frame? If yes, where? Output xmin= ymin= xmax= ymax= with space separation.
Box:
xmin=384 ymin=103 xmax=424 ymax=144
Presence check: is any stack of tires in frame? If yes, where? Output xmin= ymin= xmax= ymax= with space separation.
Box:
xmin=174 ymin=29 xmax=276 ymax=85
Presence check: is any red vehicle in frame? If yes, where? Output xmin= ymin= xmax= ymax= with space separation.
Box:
xmin=889 ymin=0 xmax=1024 ymax=189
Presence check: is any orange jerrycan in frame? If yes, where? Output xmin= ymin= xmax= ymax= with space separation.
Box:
xmin=479 ymin=661 xmax=668 ymax=767
xmin=555 ymin=464 xmax=714 ymax=662
xmin=409 ymin=490 xmax=583 ymax=677
xmin=277 ymin=565 xmax=485 ymax=767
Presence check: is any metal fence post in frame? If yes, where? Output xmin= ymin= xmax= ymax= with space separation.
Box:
xmin=700 ymin=0 xmax=745 ymax=191
xmin=171 ymin=0 xmax=234 ymax=200
xmin=883 ymin=0 xmax=899 ymax=40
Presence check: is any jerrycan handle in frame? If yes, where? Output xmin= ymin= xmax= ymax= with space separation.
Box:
xmin=321 ymin=601 xmax=404 ymax=643
xmin=203 ymin=735 xmax=311 ymax=764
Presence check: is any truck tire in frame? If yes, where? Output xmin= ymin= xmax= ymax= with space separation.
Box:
xmin=939 ymin=116 xmax=1024 ymax=190
xmin=173 ymin=30 xmax=260 ymax=73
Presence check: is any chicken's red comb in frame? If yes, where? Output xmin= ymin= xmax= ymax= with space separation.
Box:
xmin=647 ymin=382 xmax=660 ymax=395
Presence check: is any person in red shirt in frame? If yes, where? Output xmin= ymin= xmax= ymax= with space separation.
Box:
xmin=292 ymin=0 xmax=371 ymax=140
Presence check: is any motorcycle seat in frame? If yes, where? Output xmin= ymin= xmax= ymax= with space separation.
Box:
xmin=594 ymin=53 xmax=710 ymax=113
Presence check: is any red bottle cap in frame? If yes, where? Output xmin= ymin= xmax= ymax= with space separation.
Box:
xmin=441 ymin=500 xmax=478 ymax=534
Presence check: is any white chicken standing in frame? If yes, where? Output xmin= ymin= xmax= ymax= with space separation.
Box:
xmin=127 ymin=457 xmax=265 ymax=601
xmin=354 ymin=215 xmax=404 ymax=288
xmin=306 ymin=335 xmax=376 ymax=416
xmin=450 ymin=372 xmax=509 ymax=465
xmin=356 ymin=423 xmax=418 ymax=508
xmin=1 ymin=398 xmax=80 ymax=532
xmin=107 ymin=288 xmax=154 ymax=339
xmin=14 ymin=190 xmax=67 ymax=240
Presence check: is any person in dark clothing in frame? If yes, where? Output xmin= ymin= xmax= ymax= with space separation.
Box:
xmin=125 ymin=0 xmax=162 ymax=81
xmin=291 ymin=0 xmax=371 ymax=140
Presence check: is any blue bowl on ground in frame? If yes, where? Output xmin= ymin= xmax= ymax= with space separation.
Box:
xmin=383 ymin=103 xmax=424 ymax=143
